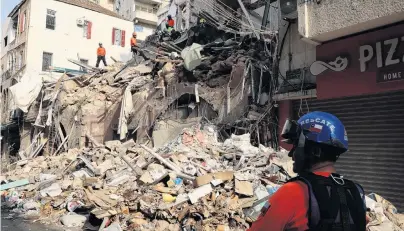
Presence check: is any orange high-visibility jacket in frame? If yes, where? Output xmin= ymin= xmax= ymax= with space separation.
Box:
xmin=131 ymin=38 xmax=137 ymax=47
xmin=97 ymin=47 xmax=106 ymax=56
xmin=167 ymin=19 xmax=174 ymax=27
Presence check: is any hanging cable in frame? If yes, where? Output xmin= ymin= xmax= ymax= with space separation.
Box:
xmin=192 ymin=0 xmax=276 ymax=34
xmin=209 ymin=0 xmax=275 ymax=32
xmin=193 ymin=0 xmax=252 ymax=32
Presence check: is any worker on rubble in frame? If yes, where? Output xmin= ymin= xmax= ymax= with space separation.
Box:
xmin=130 ymin=32 xmax=148 ymax=60
xmin=249 ymin=111 xmax=367 ymax=231
xmin=166 ymin=15 xmax=175 ymax=32
xmin=198 ymin=17 xmax=206 ymax=25
xmin=96 ymin=43 xmax=107 ymax=68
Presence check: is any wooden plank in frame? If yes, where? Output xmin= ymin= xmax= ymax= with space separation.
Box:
xmin=0 ymin=179 xmax=30 ymax=190
xmin=68 ymin=59 xmax=97 ymax=71
xmin=57 ymin=123 xmax=68 ymax=151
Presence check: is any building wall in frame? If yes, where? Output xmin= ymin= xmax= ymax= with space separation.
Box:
xmin=157 ymin=2 xmax=170 ymax=26
xmin=114 ymin=0 xmax=134 ymax=20
xmin=134 ymin=3 xmax=158 ymax=25
xmin=278 ymin=22 xmax=316 ymax=84
xmin=134 ymin=22 xmax=155 ymax=41
xmin=1 ymin=0 xmax=31 ymax=80
xmin=298 ymin=0 xmax=404 ymax=42
xmin=91 ymin=0 xmax=115 ymax=11
xmin=245 ymin=2 xmax=316 ymax=87
xmin=316 ymin=23 xmax=404 ymax=100
xmin=112 ymin=0 xmax=159 ymax=41
xmin=26 ymin=0 xmax=133 ymax=74
xmin=1 ymin=18 xmax=12 ymax=64
xmin=1 ymin=18 xmax=12 ymax=76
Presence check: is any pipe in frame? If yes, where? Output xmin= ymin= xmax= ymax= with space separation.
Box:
xmin=278 ymin=21 xmax=291 ymax=58
xmin=237 ymin=0 xmax=260 ymax=38
xmin=261 ymin=0 xmax=271 ymax=31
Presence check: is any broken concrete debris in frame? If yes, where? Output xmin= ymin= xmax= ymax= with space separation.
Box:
xmin=1 ymin=124 xmax=294 ymax=230
xmin=366 ymin=193 xmax=404 ymax=231
xmin=2 ymin=133 xmax=402 ymax=231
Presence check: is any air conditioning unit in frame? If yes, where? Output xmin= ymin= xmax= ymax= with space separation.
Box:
xmin=280 ymin=0 xmax=298 ymax=20
xmin=76 ymin=18 xmax=84 ymax=26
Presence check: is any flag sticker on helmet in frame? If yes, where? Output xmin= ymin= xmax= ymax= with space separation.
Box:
xmin=309 ymin=124 xmax=323 ymax=133
xmin=344 ymin=129 xmax=348 ymax=141
xmin=300 ymin=118 xmax=336 ymax=133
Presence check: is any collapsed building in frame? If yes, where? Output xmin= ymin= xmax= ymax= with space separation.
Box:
xmin=1 ymin=0 xmax=280 ymax=164
xmin=0 ymin=1 xmax=287 ymax=229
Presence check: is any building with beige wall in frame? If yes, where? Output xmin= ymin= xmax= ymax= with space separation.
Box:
xmin=1 ymin=0 xmax=133 ymax=82
xmin=0 ymin=0 xmax=134 ymax=161
xmin=89 ymin=0 xmax=115 ymax=11
xmin=297 ymin=0 xmax=404 ymax=43
xmin=108 ymin=0 xmax=163 ymax=41
xmin=0 ymin=0 xmax=133 ymax=121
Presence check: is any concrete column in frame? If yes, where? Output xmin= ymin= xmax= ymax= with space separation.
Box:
xmin=278 ymin=100 xmax=293 ymax=151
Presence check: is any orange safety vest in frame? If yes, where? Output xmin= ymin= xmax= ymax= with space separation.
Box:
xmin=168 ymin=19 xmax=174 ymax=27
xmin=131 ymin=38 xmax=137 ymax=46
xmin=97 ymin=47 xmax=106 ymax=56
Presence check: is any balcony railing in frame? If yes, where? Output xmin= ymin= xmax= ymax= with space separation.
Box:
xmin=134 ymin=5 xmax=158 ymax=24
xmin=1 ymin=70 xmax=11 ymax=80
xmin=135 ymin=5 xmax=158 ymax=14
xmin=136 ymin=0 xmax=162 ymax=5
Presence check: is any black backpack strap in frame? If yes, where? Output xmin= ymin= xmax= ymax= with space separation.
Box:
xmin=291 ymin=173 xmax=367 ymax=231
xmin=298 ymin=173 xmax=341 ymax=230
xmin=344 ymin=181 xmax=367 ymax=231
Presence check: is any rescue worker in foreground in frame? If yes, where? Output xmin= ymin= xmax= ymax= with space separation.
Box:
xmin=130 ymin=32 xmax=148 ymax=60
xmin=166 ymin=15 xmax=175 ymax=32
xmin=249 ymin=111 xmax=367 ymax=231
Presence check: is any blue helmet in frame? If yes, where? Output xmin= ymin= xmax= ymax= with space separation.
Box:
xmin=297 ymin=111 xmax=348 ymax=153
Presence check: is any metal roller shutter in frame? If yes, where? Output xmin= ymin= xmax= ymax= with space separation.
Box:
xmin=291 ymin=90 xmax=404 ymax=212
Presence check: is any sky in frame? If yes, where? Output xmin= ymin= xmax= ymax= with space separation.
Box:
xmin=1 ymin=0 xmax=22 ymax=25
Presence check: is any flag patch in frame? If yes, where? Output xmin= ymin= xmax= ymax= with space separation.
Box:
xmin=309 ymin=124 xmax=323 ymax=133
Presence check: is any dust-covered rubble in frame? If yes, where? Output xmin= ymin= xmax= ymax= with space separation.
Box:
xmin=1 ymin=124 xmax=294 ymax=230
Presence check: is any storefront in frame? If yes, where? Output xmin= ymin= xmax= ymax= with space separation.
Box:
xmin=278 ymin=23 xmax=404 ymax=211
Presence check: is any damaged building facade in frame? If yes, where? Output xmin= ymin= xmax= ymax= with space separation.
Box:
xmin=277 ymin=0 xmax=404 ymax=211
xmin=0 ymin=0 xmax=134 ymax=162
xmin=0 ymin=0 xmax=317 ymax=176
xmin=0 ymin=0 xmax=288 ymax=163
xmin=109 ymin=0 xmax=163 ymax=41
xmin=0 ymin=1 xmax=297 ymax=229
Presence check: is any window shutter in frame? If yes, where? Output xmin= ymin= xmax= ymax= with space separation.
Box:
xmin=121 ymin=30 xmax=125 ymax=47
xmin=112 ymin=28 xmax=115 ymax=45
xmin=87 ymin=21 xmax=92 ymax=39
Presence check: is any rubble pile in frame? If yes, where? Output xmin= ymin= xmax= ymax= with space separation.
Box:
xmin=366 ymin=193 xmax=404 ymax=231
xmin=1 ymin=17 xmax=283 ymax=228
xmin=1 ymin=124 xmax=294 ymax=230
xmin=12 ymin=26 xmax=278 ymax=164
